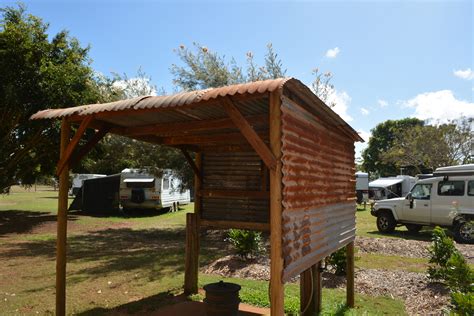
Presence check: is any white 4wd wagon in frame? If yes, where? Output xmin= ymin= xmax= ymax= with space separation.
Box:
xmin=371 ymin=164 xmax=474 ymax=243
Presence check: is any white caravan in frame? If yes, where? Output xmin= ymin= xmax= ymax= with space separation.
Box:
xmin=355 ymin=172 xmax=369 ymax=204
xmin=119 ymin=168 xmax=190 ymax=211
xmin=69 ymin=174 xmax=105 ymax=196
xmin=369 ymin=175 xmax=416 ymax=200
xmin=371 ymin=164 xmax=474 ymax=243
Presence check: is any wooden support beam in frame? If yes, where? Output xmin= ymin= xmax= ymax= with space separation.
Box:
xmin=315 ymin=261 xmax=323 ymax=313
xmin=180 ymin=149 xmax=201 ymax=180
xmin=68 ymin=127 xmax=110 ymax=169
xmin=184 ymin=213 xmax=199 ymax=294
xmin=269 ymin=90 xmax=284 ymax=315
xmin=161 ymin=132 xmax=267 ymax=146
xmin=300 ymin=262 xmax=322 ymax=316
xmin=222 ymin=97 xmax=277 ymax=171
xmin=121 ymin=114 xmax=267 ymax=137
xmin=346 ymin=241 xmax=355 ymax=308
xmin=56 ymin=119 xmax=70 ymax=316
xmin=200 ymin=219 xmax=270 ymax=231
xmin=198 ymin=189 xmax=269 ymax=199
xmin=56 ymin=116 xmax=93 ymax=175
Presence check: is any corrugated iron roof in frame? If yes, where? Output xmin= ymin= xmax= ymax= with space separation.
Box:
xmin=30 ymin=78 xmax=290 ymax=120
xmin=29 ymin=77 xmax=363 ymax=142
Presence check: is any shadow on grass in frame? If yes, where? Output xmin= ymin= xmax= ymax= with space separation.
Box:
xmin=76 ymin=291 xmax=187 ymax=316
xmin=0 ymin=210 xmax=78 ymax=236
xmin=68 ymin=207 xmax=180 ymax=219
xmin=0 ymin=225 xmax=228 ymax=283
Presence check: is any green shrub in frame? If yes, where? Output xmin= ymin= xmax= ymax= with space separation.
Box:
xmin=450 ymin=292 xmax=474 ymax=315
xmin=326 ymin=247 xmax=347 ymax=276
xmin=226 ymin=229 xmax=264 ymax=260
xmin=428 ymin=227 xmax=457 ymax=281
xmin=445 ymin=252 xmax=474 ymax=293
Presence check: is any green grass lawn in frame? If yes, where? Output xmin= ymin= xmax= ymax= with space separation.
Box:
xmin=0 ymin=186 xmax=408 ymax=315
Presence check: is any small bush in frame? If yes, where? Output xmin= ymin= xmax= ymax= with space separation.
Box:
xmin=445 ymin=251 xmax=474 ymax=293
xmin=326 ymin=247 xmax=347 ymax=276
xmin=226 ymin=229 xmax=264 ymax=260
xmin=451 ymin=292 xmax=474 ymax=315
xmin=427 ymin=227 xmax=474 ymax=315
xmin=428 ymin=227 xmax=457 ymax=281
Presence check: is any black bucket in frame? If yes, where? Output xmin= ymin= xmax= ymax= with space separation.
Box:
xmin=203 ymin=281 xmax=241 ymax=316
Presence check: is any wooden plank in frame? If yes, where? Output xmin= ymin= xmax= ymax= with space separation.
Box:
xmin=314 ymin=261 xmax=322 ymax=313
xmin=56 ymin=116 xmax=93 ymax=175
xmin=184 ymin=213 xmax=199 ymax=294
xmin=121 ymin=114 xmax=267 ymax=136
xmin=161 ymin=132 xmax=267 ymax=146
xmin=300 ymin=265 xmax=314 ymax=316
xmin=180 ymin=149 xmax=201 ymax=180
xmin=56 ymin=119 xmax=70 ymax=316
xmin=269 ymin=90 xmax=284 ymax=315
xmin=194 ymin=153 xmax=202 ymax=220
xmin=346 ymin=241 xmax=355 ymax=308
xmin=199 ymin=189 xmax=269 ymax=199
xmin=200 ymin=219 xmax=269 ymax=231
xmin=222 ymin=97 xmax=277 ymax=171
xmin=68 ymin=127 xmax=110 ymax=169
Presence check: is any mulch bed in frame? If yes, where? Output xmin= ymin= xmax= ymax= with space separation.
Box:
xmin=201 ymin=235 xmax=473 ymax=315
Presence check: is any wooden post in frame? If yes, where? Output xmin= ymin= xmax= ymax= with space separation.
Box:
xmin=300 ymin=262 xmax=322 ymax=316
xmin=346 ymin=241 xmax=355 ymax=308
xmin=315 ymin=261 xmax=322 ymax=313
xmin=184 ymin=213 xmax=199 ymax=294
xmin=269 ymin=90 xmax=284 ymax=315
xmin=184 ymin=153 xmax=201 ymax=294
xmin=56 ymin=119 xmax=70 ymax=316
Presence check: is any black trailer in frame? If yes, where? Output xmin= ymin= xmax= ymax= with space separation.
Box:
xmin=80 ymin=174 xmax=121 ymax=213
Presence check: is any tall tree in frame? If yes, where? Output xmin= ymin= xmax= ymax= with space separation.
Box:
xmin=0 ymin=4 xmax=101 ymax=192
xmin=361 ymin=118 xmax=424 ymax=177
xmin=380 ymin=118 xmax=473 ymax=173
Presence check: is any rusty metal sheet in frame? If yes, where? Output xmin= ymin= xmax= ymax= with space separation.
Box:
xmin=280 ymin=95 xmax=356 ymax=282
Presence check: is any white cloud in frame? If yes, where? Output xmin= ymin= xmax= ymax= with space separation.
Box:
xmin=453 ymin=68 xmax=474 ymax=80
xmin=325 ymin=47 xmax=340 ymax=58
xmin=358 ymin=130 xmax=371 ymax=142
xmin=112 ymin=77 xmax=157 ymax=98
xmin=360 ymin=107 xmax=370 ymax=116
xmin=404 ymin=90 xmax=474 ymax=123
xmin=377 ymin=99 xmax=388 ymax=107
xmin=325 ymin=87 xmax=353 ymax=122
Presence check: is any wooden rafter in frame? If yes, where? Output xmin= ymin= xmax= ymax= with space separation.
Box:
xmin=68 ymin=127 xmax=110 ymax=169
xmin=180 ymin=148 xmax=201 ymax=180
xmin=56 ymin=116 xmax=93 ymax=175
xmin=161 ymin=132 xmax=267 ymax=146
xmin=222 ymin=97 xmax=277 ymax=171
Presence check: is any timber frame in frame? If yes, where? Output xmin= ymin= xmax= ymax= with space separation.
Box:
xmin=31 ymin=78 xmax=362 ymax=316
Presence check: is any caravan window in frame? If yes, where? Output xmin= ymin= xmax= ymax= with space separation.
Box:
xmin=125 ymin=180 xmax=155 ymax=188
xmin=468 ymin=181 xmax=474 ymax=196
xmin=163 ymin=178 xmax=170 ymax=190
xmin=438 ymin=181 xmax=465 ymax=196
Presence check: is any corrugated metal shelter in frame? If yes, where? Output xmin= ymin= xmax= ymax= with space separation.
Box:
xmin=31 ymin=77 xmax=362 ymax=316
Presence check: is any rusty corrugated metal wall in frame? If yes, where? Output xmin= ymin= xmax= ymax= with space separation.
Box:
xmin=200 ymin=151 xmax=269 ymax=223
xmin=280 ymin=95 xmax=356 ymax=282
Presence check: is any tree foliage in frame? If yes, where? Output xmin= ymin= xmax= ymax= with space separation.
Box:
xmin=380 ymin=118 xmax=472 ymax=174
xmin=361 ymin=118 xmax=424 ymax=177
xmin=0 ymin=4 xmax=101 ymax=192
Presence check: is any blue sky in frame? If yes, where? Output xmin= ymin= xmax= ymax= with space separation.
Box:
xmin=4 ymin=0 xmax=473 ymax=157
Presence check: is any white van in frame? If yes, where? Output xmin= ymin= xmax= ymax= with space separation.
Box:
xmin=371 ymin=164 xmax=474 ymax=243
xmin=119 ymin=168 xmax=190 ymax=211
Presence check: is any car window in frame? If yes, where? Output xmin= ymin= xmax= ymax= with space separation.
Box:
xmin=438 ymin=181 xmax=465 ymax=196
xmin=411 ymin=184 xmax=432 ymax=200
xmin=468 ymin=181 xmax=474 ymax=196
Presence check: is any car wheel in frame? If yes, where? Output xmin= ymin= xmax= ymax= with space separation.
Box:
xmin=376 ymin=211 xmax=396 ymax=233
xmin=406 ymin=224 xmax=422 ymax=234
xmin=454 ymin=219 xmax=474 ymax=244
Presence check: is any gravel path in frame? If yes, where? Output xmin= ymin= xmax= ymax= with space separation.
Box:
xmin=202 ymin=236 xmax=473 ymax=315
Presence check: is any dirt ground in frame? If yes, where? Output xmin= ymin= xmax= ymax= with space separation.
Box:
xmin=202 ymin=235 xmax=472 ymax=315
